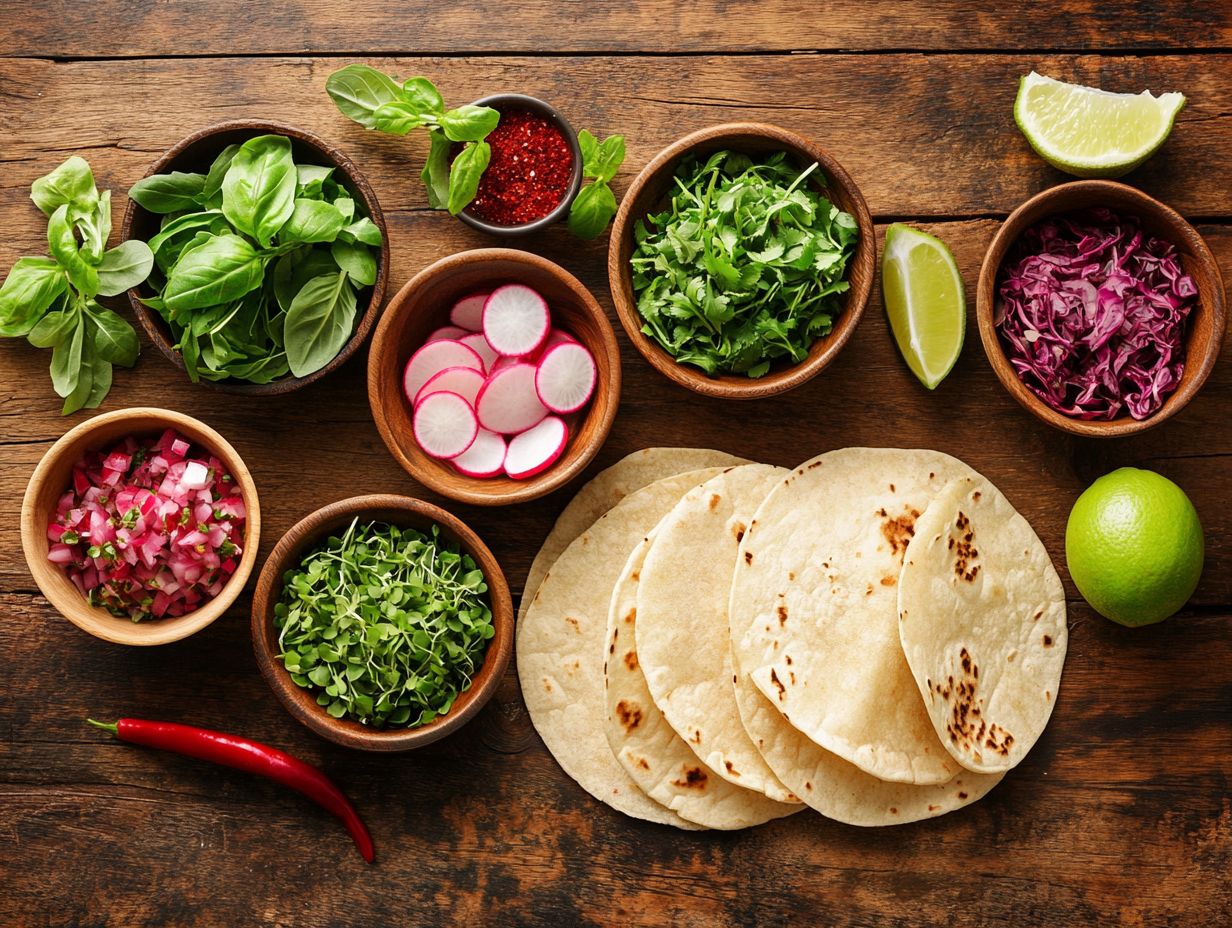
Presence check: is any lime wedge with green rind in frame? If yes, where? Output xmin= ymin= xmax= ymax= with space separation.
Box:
xmin=1014 ymin=71 xmax=1185 ymax=178
xmin=881 ymin=223 xmax=966 ymax=390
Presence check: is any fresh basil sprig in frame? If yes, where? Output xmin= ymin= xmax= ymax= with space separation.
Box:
xmin=132 ymin=134 xmax=383 ymax=382
xmin=325 ymin=64 xmax=498 ymax=216
xmin=0 ymin=157 xmax=149 ymax=414
xmin=568 ymin=130 xmax=626 ymax=240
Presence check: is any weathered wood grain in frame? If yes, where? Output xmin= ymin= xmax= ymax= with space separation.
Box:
xmin=0 ymin=54 xmax=1229 ymax=220
xmin=1 ymin=0 xmax=1229 ymax=57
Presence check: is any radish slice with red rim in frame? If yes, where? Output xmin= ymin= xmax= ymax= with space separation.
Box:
xmin=426 ymin=325 xmax=470 ymax=343
xmin=475 ymin=363 xmax=548 ymax=434
xmin=535 ymin=342 xmax=596 ymax=414
xmin=415 ymin=366 xmax=486 ymax=407
xmin=483 ymin=284 xmax=550 ymax=357
xmin=452 ymin=428 xmax=507 ymax=478
xmin=504 ymin=416 xmax=568 ymax=480
xmin=413 ymin=392 xmax=478 ymax=460
xmin=449 ymin=292 xmax=490 ymax=331
xmin=403 ymin=340 xmax=484 ymax=403
xmin=460 ymin=332 xmax=500 ymax=374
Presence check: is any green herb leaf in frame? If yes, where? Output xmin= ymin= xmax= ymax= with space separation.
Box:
xmin=26 ymin=305 xmax=77 ymax=348
xmin=86 ymin=302 xmax=140 ymax=367
xmin=0 ymin=257 xmax=67 ymax=337
xmin=439 ymin=104 xmax=499 ymax=142
xmin=201 ymin=144 xmax=241 ymax=203
xmin=76 ymin=190 xmax=112 ymax=265
xmin=96 ymin=240 xmax=154 ymax=297
xmin=128 ymin=171 xmax=207 ymax=214
xmin=284 ymin=272 xmax=357 ymax=378
xmin=147 ymin=210 xmax=226 ymax=269
xmin=401 ymin=77 xmax=445 ymax=115
xmin=48 ymin=205 xmax=99 ymax=298
xmin=420 ymin=129 xmax=453 ymax=210
xmin=567 ymin=181 xmax=618 ymax=240
xmin=31 ymin=157 xmax=98 ymax=219
xmin=446 ymin=140 xmax=490 ymax=215
xmin=337 ymin=217 xmax=383 ymax=247
xmin=221 ymin=134 xmax=297 ymax=248
xmin=50 ymin=313 xmax=85 ymax=398
xmin=163 ymin=234 xmax=266 ymax=312
xmin=330 ymin=240 xmax=378 ymax=287
xmin=372 ymin=100 xmax=427 ymax=136
xmin=326 ymin=64 xmax=404 ymax=129
xmin=280 ymin=198 xmax=347 ymax=244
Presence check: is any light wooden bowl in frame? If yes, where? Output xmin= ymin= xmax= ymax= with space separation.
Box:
xmin=976 ymin=180 xmax=1225 ymax=437
xmin=607 ymin=122 xmax=876 ymax=400
xmin=21 ymin=407 xmax=261 ymax=646
xmin=120 ymin=119 xmax=390 ymax=396
xmin=250 ymin=494 xmax=514 ymax=752
xmin=368 ymin=248 xmax=621 ymax=506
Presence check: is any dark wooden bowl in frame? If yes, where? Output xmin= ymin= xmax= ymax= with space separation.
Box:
xmin=976 ymin=180 xmax=1225 ymax=437
xmin=250 ymin=494 xmax=514 ymax=752
xmin=607 ymin=122 xmax=876 ymax=400
xmin=368 ymin=248 xmax=621 ymax=506
xmin=21 ymin=407 xmax=261 ymax=646
xmin=120 ymin=119 xmax=390 ymax=396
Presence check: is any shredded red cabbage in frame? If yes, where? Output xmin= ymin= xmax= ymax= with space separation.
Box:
xmin=996 ymin=208 xmax=1197 ymax=420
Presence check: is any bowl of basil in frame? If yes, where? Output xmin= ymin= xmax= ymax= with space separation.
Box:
xmin=607 ymin=122 xmax=876 ymax=400
xmin=121 ymin=120 xmax=389 ymax=395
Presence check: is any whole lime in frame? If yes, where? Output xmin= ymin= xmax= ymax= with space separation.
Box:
xmin=1065 ymin=467 xmax=1203 ymax=626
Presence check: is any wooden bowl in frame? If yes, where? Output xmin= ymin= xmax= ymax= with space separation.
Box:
xmin=120 ymin=119 xmax=390 ymax=396
xmin=976 ymin=180 xmax=1225 ymax=437
xmin=21 ymin=407 xmax=262 ymax=646
xmin=368 ymin=248 xmax=621 ymax=506
xmin=250 ymin=495 xmax=514 ymax=751
xmin=607 ymin=122 xmax=876 ymax=400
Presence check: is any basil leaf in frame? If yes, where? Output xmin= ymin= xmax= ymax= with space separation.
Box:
xmin=48 ymin=205 xmax=99 ymax=297
xmin=147 ymin=210 xmax=225 ymax=266
xmin=76 ymin=190 xmax=112 ymax=265
xmin=332 ymin=197 xmax=355 ymax=222
xmin=591 ymin=135 xmax=626 ymax=184
xmin=227 ymin=351 xmax=290 ymax=384
xmin=164 ymin=234 xmax=266 ymax=312
xmin=275 ymin=249 xmax=338 ymax=313
xmin=202 ymin=144 xmax=241 ymax=202
xmin=372 ymin=101 xmax=426 ymax=136
xmin=578 ymin=130 xmax=598 ymax=169
xmin=330 ymin=240 xmax=377 ymax=287
xmin=295 ymin=164 xmax=334 ymax=199
xmin=31 ymin=157 xmax=98 ymax=219
xmin=0 ymin=257 xmax=67 ymax=337
xmin=326 ymin=64 xmax=404 ymax=130
xmin=446 ymin=140 xmax=491 ymax=216
xmin=439 ymin=105 xmax=499 ymax=143
xmin=281 ymin=198 xmax=346 ymax=244
xmin=221 ymin=134 xmax=296 ymax=248
xmin=129 ymin=171 xmax=207 ymax=214
xmin=284 ymin=272 xmax=357 ymax=377
xmin=401 ymin=77 xmax=445 ymax=115
xmin=27 ymin=305 xmax=77 ymax=348
xmin=96 ymin=240 xmax=154 ymax=297
xmin=421 ymin=130 xmax=451 ymax=210
xmin=82 ymin=352 xmax=113 ymax=410
xmin=337 ymin=217 xmax=383 ymax=247
xmin=567 ymin=181 xmax=618 ymax=240
xmin=87 ymin=302 xmax=140 ymax=367
xmin=50 ymin=314 xmax=85 ymax=397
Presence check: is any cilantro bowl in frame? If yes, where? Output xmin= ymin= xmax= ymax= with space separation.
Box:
xmin=250 ymin=494 xmax=514 ymax=751
xmin=607 ymin=122 xmax=876 ymax=400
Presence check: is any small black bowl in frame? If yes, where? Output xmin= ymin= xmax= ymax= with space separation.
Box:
xmin=456 ymin=93 xmax=583 ymax=238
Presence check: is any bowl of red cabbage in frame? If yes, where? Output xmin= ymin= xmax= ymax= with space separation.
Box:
xmin=977 ymin=180 xmax=1224 ymax=437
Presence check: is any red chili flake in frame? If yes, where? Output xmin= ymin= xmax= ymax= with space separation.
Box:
xmin=464 ymin=108 xmax=573 ymax=226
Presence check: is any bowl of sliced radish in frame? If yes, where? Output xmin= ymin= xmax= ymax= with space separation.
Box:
xmin=368 ymin=248 xmax=621 ymax=506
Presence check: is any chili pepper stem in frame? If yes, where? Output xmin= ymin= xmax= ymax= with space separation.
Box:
xmin=86 ymin=718 xmax=119 ymax=734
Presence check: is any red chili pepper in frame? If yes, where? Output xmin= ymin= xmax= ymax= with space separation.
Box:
xmin=88 ymin=718 xmax=374 ymax=863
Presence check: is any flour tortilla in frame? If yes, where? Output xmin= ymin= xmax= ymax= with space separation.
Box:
xmin=517 ymin=468 xmax=730 ymax=827
xmin=518 ymin=449 xmax=749 ymax=625
xmin=898 ymin=475 xmax=1067 ymax=773
xmin=604 ymin=535 xmax=799 ymax=829
xmin=635 ymin=464 xmax=798 ymax=803
xmin=730 ymin=448 xmax=975 ymax=785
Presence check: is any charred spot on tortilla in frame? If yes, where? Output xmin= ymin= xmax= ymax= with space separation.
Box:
xmin=880 ymin=575 xmax=896 ymax=586
xmin=725 ymin=760 xmax=739 ymax=775
xmin=708 ymin=493 xmax=721 ymax=510
xmin=958 ymin=791 xmax=968 ymax=799
xmin=624 ymin=608 xmax=636 ymax=625
xmin=1043 ymin=634 xmax=1053 ymax=646
xmin=881 ymin=508 xmax=919 ymax=559
xmin=565 ymin=615 xmax=579 ymax=631
xmin=777 ymin=605 xmax=788 ymax=626
xmin=691 ymin=729 xmax=701 ymax=744
xmin=769 ymin=668 xmax=786 ymax=698
xmin=952 ymin=511 xmax=981 ymax=582
xmin=732 ymin=520 xmax=747 ymax=542
xmin=807 ymin=460 xmax=823 ymax=470
xmin=672 ymin=767 xmax=708 ymax=790
xmin=615 ymin=700 xmax=642 ymax=732
xmin=744 ymin=551 xmax=753 ymax=564
xmin=784 ymin=654 xmax=793 ymax=666
xmin=637 ymin=758 xmax=650 ymax=770
xmin=972 ymin=491 xmax=982 ymax=502
xmin=623 ymin=650 xmax=638 ymax=671
xmin=787 ymin=570 xmax=795 ymax=581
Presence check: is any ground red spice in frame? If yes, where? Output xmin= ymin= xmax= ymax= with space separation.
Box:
xmin=466 ymin=108 xmax=573 ymax=226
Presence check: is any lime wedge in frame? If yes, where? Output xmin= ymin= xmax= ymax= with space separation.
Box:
xmin=1014 ymin=71 xmax=1185 ymax=178
xmin=881 ymin=224 xmax=965 ymax=390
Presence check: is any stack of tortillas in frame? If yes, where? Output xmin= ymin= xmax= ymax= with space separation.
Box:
xmin=517 ymin=448 xmax=1067 ymax=830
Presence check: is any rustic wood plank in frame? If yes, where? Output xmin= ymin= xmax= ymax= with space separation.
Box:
xmin=1 ymin=0 xmax=1229 ymax=57
xmin=0 ymin=54 xmax=1230 ymax=219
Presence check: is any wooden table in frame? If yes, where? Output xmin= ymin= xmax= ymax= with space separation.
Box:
xmin=2 ymin=3 xmax=1229 ymax=925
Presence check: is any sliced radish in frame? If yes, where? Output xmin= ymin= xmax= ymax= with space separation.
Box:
xmin=483 ymin=284 xmax=550 ymax=357
xmin=415 ymin=365 xmax=485 ymax=407
xmin=504 ymin=417 xmax=568 ymax=480
xmin=449 ymin=292 xmax=490 ymax=331
xmin=475 ymin=363 xmax=548 ymax=434
xmin=403 ymin=340 xmax=484 ymax=404
xmin=535 ymin=342 xmax=596 ymax=414
xmin=460 ymin=332 xmax=500 ymax=374
xmin=490 ymin=354 xmax=522 ymax=375
xmin=427 ymin=325 xmax=469 ymax=343
xmin=413 ymin=392 xmax=478 ymax=460
xmin=452 ymin=428 xmax=507 ymax=478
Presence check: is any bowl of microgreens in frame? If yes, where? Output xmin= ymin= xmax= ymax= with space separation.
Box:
xmin=120 ymin=120 xmax=389 ymax=395
xmin=608 ymin=123 xmax=876 ymax=399
xmin=250 ymin=494 xmax=514 ymax=751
